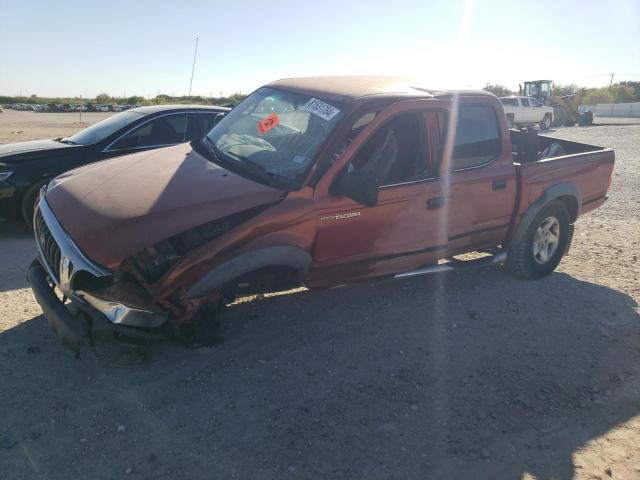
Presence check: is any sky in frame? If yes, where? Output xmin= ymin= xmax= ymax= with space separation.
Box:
xmin=0 ymin=0 xmax=638 ymax=98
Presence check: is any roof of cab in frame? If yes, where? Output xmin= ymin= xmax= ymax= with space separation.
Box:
xmin=266 ymin=76 xmax=496 ymax=103
xmin=130 ymin=104 xmax=230 ymax=114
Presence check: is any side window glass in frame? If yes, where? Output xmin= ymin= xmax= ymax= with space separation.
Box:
xmin=110 ymin=114 xmax=186 ymax=150
xmin=451 ymin=105 xmax=501 ymax=170
xmin=520 ymin=98 xmax=530 ymax=107
xmin=347 ymin=112 xmax=430 ymax=186
xmin=187 ymin=113 xmax=217 ymax=142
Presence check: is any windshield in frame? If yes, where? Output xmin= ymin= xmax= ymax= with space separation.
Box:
xmin=204 ymin=87 xmax=345 ymax=189
xmin=65 ymin=110 xmax=144 ymax=145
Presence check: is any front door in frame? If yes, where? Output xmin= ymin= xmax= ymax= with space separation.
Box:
xmin=308 ymin=103 xmax=450 ymax=286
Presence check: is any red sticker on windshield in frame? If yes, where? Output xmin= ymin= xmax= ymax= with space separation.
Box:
xmin=257 ymin=113 xmax=279 ymax=135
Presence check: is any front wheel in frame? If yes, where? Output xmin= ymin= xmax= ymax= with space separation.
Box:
xmin=506 ymin=200 xmax=570 ymax=279
xmin=552 ymin=105 xmax=568 ymax=127
xmin=20 ymin=179 xmax=50 ymax=229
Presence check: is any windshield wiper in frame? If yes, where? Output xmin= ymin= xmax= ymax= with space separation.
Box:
xmin=57 ymin=138 xmax=78 ymax=145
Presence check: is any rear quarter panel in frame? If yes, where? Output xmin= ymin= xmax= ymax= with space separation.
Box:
xmin=517 ymin=148 xmax=615 ymax=221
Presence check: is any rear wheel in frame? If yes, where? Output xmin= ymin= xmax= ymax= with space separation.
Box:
xmin=540 ymin=114 xmax=552 ymax=130
xmin=506 ymin=200 xmax=570 ymax=279
xmin=578 ymin=111 xmax=594 ymax=126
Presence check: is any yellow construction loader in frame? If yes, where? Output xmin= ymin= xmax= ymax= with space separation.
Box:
xmin=520 ymin=80 xmax=593 ymax=127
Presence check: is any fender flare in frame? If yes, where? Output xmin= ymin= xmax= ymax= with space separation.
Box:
xmin=185 ymin=246 xmax=312 ymax=299
xmin=507 ymin=181 xmax=581 ymax=248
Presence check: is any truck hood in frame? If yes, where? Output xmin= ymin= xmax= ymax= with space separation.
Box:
xmin=45 ymin=143 xmax=284 ymax=269
xmin=0 ymin=139 xmax=79 ymax=161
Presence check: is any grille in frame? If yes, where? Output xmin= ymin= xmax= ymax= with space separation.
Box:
xmin=34 ymin=206 xmax=61 ymax=282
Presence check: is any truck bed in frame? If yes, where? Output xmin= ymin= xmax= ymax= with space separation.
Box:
xmin=509 ymin=129 xmax=615 ymax=222
xmin=510 ymin=129 xmax=606 ymax=163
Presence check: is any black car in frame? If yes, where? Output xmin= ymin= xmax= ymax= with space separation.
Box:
xmin=0 ymin=105 xmax=229 ymax=227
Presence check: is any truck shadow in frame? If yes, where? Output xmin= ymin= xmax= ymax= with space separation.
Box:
xmin=1 ymin=268 xmax=638 ymax=479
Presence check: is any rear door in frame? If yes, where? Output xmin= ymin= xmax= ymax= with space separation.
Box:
xmin=441 ymin=100 xmax=517 ymax=254
xmin=519 ymin=97 xmax=532 ymax=122
xmin=527 ymin=97 xmax=543 ymax=122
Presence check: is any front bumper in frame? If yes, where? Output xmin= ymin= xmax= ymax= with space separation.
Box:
xmin=28 ymin=258 xmax=168 ymax=355
xmin=27 ymin=260 xmax=88 ymax=355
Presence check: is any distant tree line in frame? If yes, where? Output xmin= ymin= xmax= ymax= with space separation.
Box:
xmin=0 ymin=92 xmax=247 ymax=108
xmin=483 ymin=81 xmax=640 ymax=104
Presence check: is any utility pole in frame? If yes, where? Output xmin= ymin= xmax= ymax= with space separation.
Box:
xmin=79 ymin=93 xmax=82 ymax=124
xmin=609 ymin=73 xmax=615 ymax=89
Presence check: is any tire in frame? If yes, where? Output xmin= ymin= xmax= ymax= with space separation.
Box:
xmin=20 ymin=179 xmax=50 ymax=229
xmin=578 ymin=110 xmax=593 ymax=126
xmin=552 ymin=105 xmax=568 ymax=127
xmin=506 ymin=200 xmax=570 ymax=279
xmin=540 ymin=114 xmax=552 ymax=130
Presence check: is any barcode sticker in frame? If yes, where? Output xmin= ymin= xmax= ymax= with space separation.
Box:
xmin=301 ymin=98 xmax=340 ymax=121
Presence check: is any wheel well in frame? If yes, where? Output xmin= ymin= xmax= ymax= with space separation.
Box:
xmin=20 ymin=177 xmax=52 ymax=225
xmin=220 ymin=265 xmax=303 ymax=298
xmin=557 ymin=195 xmax=579 ymax=223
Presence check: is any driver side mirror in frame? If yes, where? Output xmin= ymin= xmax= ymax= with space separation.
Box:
xmin=334 ymin=169 xmax=379 ymax=206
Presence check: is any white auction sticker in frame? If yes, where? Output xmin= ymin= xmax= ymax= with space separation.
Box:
xmin=301 ymin=98 xmax=340 ymax=121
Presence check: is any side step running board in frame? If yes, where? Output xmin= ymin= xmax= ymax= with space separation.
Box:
xmin=395 ymin=252 xmax=507 ymax=279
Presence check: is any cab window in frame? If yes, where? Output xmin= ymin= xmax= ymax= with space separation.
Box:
xmin=451 ymin=105 xmax=501 ymax=170
xmin=346 ymin=111 xmax=445 ymax=186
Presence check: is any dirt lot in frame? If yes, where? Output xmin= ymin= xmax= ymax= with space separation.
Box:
xmin=0 ymin=110 xmax=114 ymax=144
xmin=0 ymin=110 xmax=639 ymax=480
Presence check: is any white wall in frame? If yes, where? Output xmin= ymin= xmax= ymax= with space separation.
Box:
xmin=579 ymin=102 xmax=640 ymax=118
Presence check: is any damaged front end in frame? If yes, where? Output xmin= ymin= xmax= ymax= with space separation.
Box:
xmin=28 ymin=196 xmax=169 ymax=355
xmin=28 ymin=194 xmax=270 ymax=354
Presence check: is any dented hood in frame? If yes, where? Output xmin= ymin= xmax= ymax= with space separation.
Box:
xmin=45 ymin=143 xmax=284 ymax=269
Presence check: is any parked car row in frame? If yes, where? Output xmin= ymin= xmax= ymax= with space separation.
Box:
xmin=3 ymin=103 xmax=140 ymax=113
xmin=0 ymin=77 xmax=615 ymax=356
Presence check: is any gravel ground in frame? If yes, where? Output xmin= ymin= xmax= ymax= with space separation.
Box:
xmin=0 ymin=111 xmax=639 ymax=479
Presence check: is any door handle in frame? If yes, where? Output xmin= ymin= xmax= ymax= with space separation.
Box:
xmin=427 ymin=197 xmax=443 ymax=209
xmin=492 ymin=179 xmax=507 ymax=191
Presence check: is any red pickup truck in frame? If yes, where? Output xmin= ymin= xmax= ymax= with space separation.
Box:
xmin=27 ymin=77 xmax=615 ymax=353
